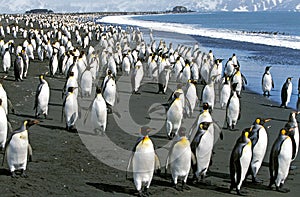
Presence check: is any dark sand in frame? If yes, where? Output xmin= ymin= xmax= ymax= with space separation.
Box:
xmin=0 ymin=17 xmax=299 ymax=197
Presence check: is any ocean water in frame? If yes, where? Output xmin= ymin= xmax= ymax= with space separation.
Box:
xmin=98 ymin=12 xmax=300 ymax=109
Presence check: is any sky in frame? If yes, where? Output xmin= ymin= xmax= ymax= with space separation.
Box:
xmin=0 ymin=0 xmax=219 ymax=14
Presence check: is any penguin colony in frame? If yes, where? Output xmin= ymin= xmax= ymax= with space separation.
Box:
xmin=0 ymin=13 xmax=299 ymax=196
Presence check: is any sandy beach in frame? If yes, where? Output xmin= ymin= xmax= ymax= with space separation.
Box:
xmin=0 ymin=13 xmax=299 ymax=197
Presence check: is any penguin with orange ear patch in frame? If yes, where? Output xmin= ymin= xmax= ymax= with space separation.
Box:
xmin=269 ymin=128 xmax=294 ymax=193
xmin=229 ymin=128 xmax=252 ymax=195
xmin=4 ymin=119 xmax=39 ymax=178
xmin=127 ymin=126 xmax=160 ymax=197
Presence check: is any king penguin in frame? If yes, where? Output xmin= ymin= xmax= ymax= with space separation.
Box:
xmin=166 ymin=128 xmax=193 ymax=191
xmin=269 ymin=128 xmax=294 ymax=192
xmin=262 ymin=66 xmax=274 ymax=96
xmin=5 ymin=119 xmax=39 ymax=177
xmin=284 ymin=112 xmax=299 ymax=161
xmin=0 ymin=98 xmax=8 ymax=150
xmin=84 ymin=87 xmax=107 ymax=135
xmin=220 ymin=76 xmax=231 ymax=109
xmin=229 ymin=128 xmax=252 ymax=195
xmin=62 ymin=87 xmax=78 ymax=132
xmin=14 ymin=53 xmax=24 ymax=81
xmin=101 ymin=70 xmax=117 ymax=113
xmin=226 ymin=83 xmax=241 ymax=130
xmin=34 ymin=74 xmax=50 ymax=119
xmin=166 ymin=92 xmax=183 ymax=139
xmin=131 ymin=59 xmax=144 ymax=94
xmin=248 ymin=118 xmax=271 ymax=183
xmin=127 ymin=126 xmax=160 ymax=197
xmin=184 ymin=80 xmax=198 ymax=118
xmin=2 ymin=48 xmax=11 ymax=73
xmin=190 ymin=121 xmax=214 ymax=182
xmin=280 ymin=77 xmax=293 ymax=108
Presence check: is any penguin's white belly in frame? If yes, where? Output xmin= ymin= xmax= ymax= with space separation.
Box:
xmin=237 ymin=144 xmax=252 ymax=189
xmin=167 ymin=102 xmax=183 ymax=123
xmin=276 ymin=138 xmax=292 ymax=186
xmin=0 ymin=108 xmax=7 ymax=148
xmin=227 ymin=97 xmax=239 ymax=121
xmin=293 ymin=127 xmax=299 ymax=160
xmin=220 ymin=84 xmax=231 ymax=108
xmin=133 ymin=147 xmax=155 ymax=183
xmin=52 ymin=57 xmax=58 ymax=74
xmin=170 ymin=144 xmax=191 ymax=177
xmin=185 ymin=86 xmax=197 ymax=114
xmin=38 ymin=84 xmax=50 ymax=114
xmin=7 ymin=135 xmax=28 ymax=171
xmin=65 ymin=96 xmax=78 ymax=126
xmin=196 ymin=127 xmax=214 ymax=176
xmin=251 ymin=129 xmax=267 ymax=175
xmin=103 ymin=82 xmax=116 ymax=106
xmin=134 ymin=70 xmax=143 ymax=90
xmin=91 ymin=98 xmax=107 ymax=130
xmin=202 ymin=86 xmax=215 ymax=109
xmin=232 ymin=76 xmax=242 ymax=92
xmin=0 ymin=90 xmax=8 ymax=114
xmin=262 ymin=75 xmax=272 ymax=92
xmin=286 ymin=84 xmax=292 ymax=104
xmin=81 ymin=71 xmax=93 ymax=95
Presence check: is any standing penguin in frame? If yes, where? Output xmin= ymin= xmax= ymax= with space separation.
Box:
xmin=2 ymin=48 xmax=11 ymax=73
xmin=280 ymin=77 xmax=293 ymax=108
xmin=248 ymin=118 xmax=271 ymax=183
xmin=262 ymin=66 xmax=274 ymax=96
xmin=220 ymin=76 xmax=231 ymax=109
xmin=131 ymin=59 xmax=144 ymax=94
xmin=269 ymin=128 xmax=294 ymax=192
xmin=34 ymin=74 xmax=50 ymax=119
xmin=101 ymin=70 xmax=117 ymax=113
xmin=80 ymin=65 xmax=93 ymax=97
xmin=84 ymin=87 xmax=107 ymax=135
xmin=49 ymin=51 xmax=59 ymax=77
xmin=226 ymin=83 xmax=241 ymax=130
xmin=166 ymin=92 xmax=183 ymax=139
xmin=62 ymin=87 xmax=78 ymax=132
xmin=229 ymin=128 xmax=252 ymax=195
xmin=190 ymin=121 xmax=214 ymax=182
xmin=157 ymin=66 xmax=171 ymax=94
xmin=0 ymin=98 xmax=8 ymax=150
xmin=5 ymin=119 xmax=39 ymax=177
xmin=201 ymin=75 xmax=218 ymax=112
xmin=127 ymin=126 xmax=160 ymax=197
xmin=184 ymin=80 xmax=198 ymax=118
xmin=14 ymin=53 xmax=24 ymax=81
xmin=166 ymin=128 xmax=192 ymax=191
xmin=285 ymin=112 xmax=299 ymax=161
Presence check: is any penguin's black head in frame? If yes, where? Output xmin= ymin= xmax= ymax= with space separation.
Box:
xmin=202 ymin=103 xmax=209 ymax=111
xmin=69 ymin=72 xmax=74 ymax=77
xmin=178 ymin=127 xmax=186 ymax=137
xmin=140 ymin=126 xmax=152 ymax=136
xmin=185 ymin=59 xmax=190 ymax=65
xmin=67 ymin=87 xmax=76 ymax=93
xmin=24 ymin=119 xmax=39 ymax=129
xmin=232 ymin=53 xmax=236 ymax=57
xmin=96 ymin=87 xmax=102 ymax=94
xmin=286 ymin=77 xmax=292 ymax=83
xmin=254 ymin=118 xmax=271 ymax=126
xmin=265 ymin=66 xmax=272 ymax=72
xmin=241 ymin=128 xmax=251 ymax=142
xmin=107 ymin=70 xmax=112 ymax=75
xmin=199 ymin=122 xmax=211 ymax=130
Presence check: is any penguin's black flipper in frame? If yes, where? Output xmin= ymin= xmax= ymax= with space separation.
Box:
xmin=126 ymin=152 xmax=134 ymax=180
xmin=34 ymin=83 xmax=43 ymax=110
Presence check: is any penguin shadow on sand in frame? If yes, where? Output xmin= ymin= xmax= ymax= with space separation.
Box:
xmin=86 ymin=182 xmax=136 ymax=196
xmin=0 ymin=168 xmax=11 ymax=176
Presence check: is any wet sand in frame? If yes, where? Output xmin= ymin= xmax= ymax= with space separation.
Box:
xmin=0 ymin=16 xmax=299 ymax=197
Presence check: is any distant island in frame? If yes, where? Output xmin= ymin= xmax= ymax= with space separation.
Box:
xmin=171 ymin=6 xmax=193 ymax=13
xmin=25 ymin=9 xmax=54 ymax=14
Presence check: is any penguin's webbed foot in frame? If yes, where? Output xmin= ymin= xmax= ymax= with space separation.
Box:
xmin=182 ymin=182 xmax=190 ymax=190
xmin=11 ymin=171 xmax=17 ymax=178
xmin=252 ymin=177 xmax=263 ymax=184
xmin=276 ymin=184 xmax=290 ymax=193
xmin=20 ymin=170 xmax=28 ymax=178
xmin=174 ymin=184 xmax=183 ymax=191
xmin=237 ymin=189 xmax=246 ymax=196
